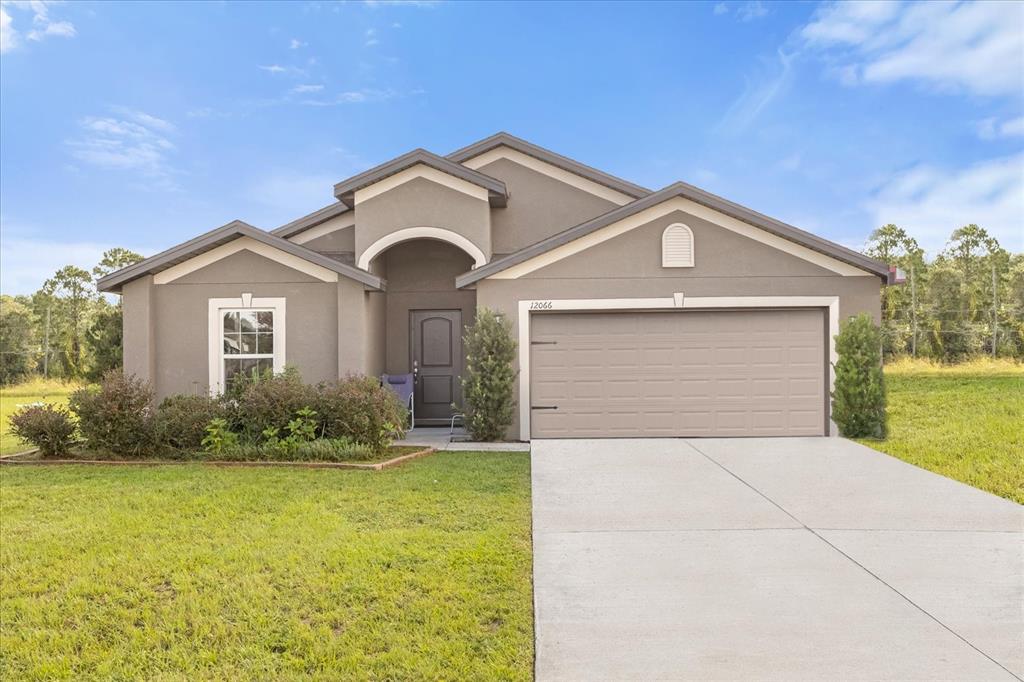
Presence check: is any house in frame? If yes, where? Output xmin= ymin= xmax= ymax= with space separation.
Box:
xmin=98 ymin=132 xmax=890 ymax=440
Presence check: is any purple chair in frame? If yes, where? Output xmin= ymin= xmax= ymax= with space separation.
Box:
xmin=381 ymin=373 xmax=415 ymax=428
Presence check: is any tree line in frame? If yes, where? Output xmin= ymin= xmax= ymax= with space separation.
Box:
xmin=0 ymin=248 xmax=143 ymax=384
xmin=0 ymin=223 xmax=1021 ymax=386
xmin=865 ymin=223 xmax=1023 ymax=361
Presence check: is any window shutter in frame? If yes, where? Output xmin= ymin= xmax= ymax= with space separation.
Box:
xmin=662 ymin=224 xmax=694 ymax=267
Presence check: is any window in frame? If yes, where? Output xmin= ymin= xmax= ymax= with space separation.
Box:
xmin=222 ymin=310 xmax=275 ymax=390
xmin=662 ymin=223 xmax=695 ymax=268
xmin=208 ymin=297 xmax=286 ymax=393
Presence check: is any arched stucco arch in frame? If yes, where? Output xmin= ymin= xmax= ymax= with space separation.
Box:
xmin=357 ymin=227 xmax=487 ymax=270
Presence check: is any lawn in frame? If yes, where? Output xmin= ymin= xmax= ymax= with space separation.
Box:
xmin=0 ymin=453 xmax=534 ymax=680
xmin=860 ymin=358 xmax=1023 ymax=504
xmin=0 ymin=378 xmax=83 ymax=456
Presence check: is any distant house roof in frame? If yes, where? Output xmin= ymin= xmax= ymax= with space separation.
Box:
xmin=447 ymin=131 xmax=652 ymax=200
xmin=457 ymin=181 xmax=889 ymax=287
xmin=332 ymin=148 xmax=508 ymax=207
xmin=97 ymin=220 xmax=384 ymax=293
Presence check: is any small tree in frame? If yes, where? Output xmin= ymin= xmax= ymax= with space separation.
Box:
xmin=831 ymin=313 xmax=887 ymax=439
xmin=461 ymin=308 xmax=518 ymax=442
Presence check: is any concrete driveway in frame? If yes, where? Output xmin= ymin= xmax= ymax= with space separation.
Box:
xmin=532 ymin=438 xmax=1023 ymax=681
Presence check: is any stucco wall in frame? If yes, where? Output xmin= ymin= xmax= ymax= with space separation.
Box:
xmin=298 ymin=221 xmax=355 ymax=259
xmin=475 ymin=212 xmax=883 ymax=439
xmin=147 ymin=249 xmax=356 ymax=398
xmin=354 ymin=177 xmax=491 ymax=265
xmin=122 ymin=275 xmax=155 ymax=382
xmin=474 ymin=157 xmax=620 ymax=254
xmin=380 ymin=239 xmax=476 ymax=375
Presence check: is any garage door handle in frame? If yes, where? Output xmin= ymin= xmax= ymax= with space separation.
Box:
xmin=531 ymin=341 xmax=557 ymax=345
xmin=531 ymin=405 xmax=558 ymax=410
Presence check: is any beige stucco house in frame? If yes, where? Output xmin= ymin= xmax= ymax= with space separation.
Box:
xmin=99 ymin=132 xmax=890 ymax=440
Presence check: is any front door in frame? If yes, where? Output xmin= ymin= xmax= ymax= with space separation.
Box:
xmin=410 ymin=310 xmax=463 ymax=424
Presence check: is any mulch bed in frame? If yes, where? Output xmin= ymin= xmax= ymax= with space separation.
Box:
xmin=0 ymin=446 xmax=435 ymax=471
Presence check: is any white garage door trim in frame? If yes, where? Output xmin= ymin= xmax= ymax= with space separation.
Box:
xmin=517 ymin=295 xmax=840 ymax=441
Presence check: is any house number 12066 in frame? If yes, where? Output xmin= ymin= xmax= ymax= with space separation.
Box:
xmin=530 ymin=301 xmax=553 ymax=310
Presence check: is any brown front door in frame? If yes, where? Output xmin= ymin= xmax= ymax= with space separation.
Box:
xmin=411 ymin=310 xmax=463 ymax=423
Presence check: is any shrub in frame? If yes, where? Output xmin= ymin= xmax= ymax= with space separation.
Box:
xmin=461 ymin=308 xmax=517 ymax=442
xmin=8 ymin=403 xmax=77 ymax=457
xmin=261 ymin=407 xmax=319 ymax=453
xmin=232 ymin=367 xmax=318 ymax=441
xmin=317 ymin=375 xmax=405 ymax=453
xmin=201 ymin=417 xmax=238 ymax=454
xmin=69 ymin=370 xmax=155 ymax=457
xmin=153 ymin=394 xmax=227 ymax=451
xmin=832 ymin=313 xmax=887 ymax=439
xmin=196 ymin=437 xmax=375 ymax=463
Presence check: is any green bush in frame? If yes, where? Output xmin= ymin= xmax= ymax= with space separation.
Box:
xmin=153 ymin=394 xmax=226 ymax=451
xmin=832 ymin=313 xmax=887 ymax=438
xmin=196 ymin=437 xmax=375 ymax=463
xmin=461 ymin=308 xmax=517 ymax=442
xmin=8 ymin=403 xmax=77 ymax=457
xmin=317 ymin=375 xmax=405 ymax=453
xmin=201 ymin=417 xmax=238 ymax=454
xmin=69 ymin=370 xmax=155 ymax=457
xmin=232 ymin=367 xmax=318 ymax=441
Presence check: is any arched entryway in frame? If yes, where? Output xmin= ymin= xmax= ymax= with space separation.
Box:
xmin=369 ymin=238 xmax=477 ymax=424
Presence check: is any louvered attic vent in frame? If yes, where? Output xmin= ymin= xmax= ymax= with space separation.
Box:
xmin=662 ymin=223 xmax=694 ymax=268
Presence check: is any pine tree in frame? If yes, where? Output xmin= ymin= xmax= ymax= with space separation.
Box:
xmin=831 ymin=313 xmax=887 ymax=439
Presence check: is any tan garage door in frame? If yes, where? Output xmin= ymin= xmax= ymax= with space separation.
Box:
xmin=530 ymin=309 xmax=826 ymax=438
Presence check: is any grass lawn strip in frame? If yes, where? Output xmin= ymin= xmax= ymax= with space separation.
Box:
xmin=0 ymin=452 xmax=533 ymax=680
xmin=860 ymin=358 xmax=1023 ymax=504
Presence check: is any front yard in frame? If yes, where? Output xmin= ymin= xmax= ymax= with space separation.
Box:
xmin=860 ymin=358 xmax=1023 ymax=504
xmin=0 ymin=453 xmax=534 ymax=680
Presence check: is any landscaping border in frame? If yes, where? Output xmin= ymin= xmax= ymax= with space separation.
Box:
xmin=0 ymin=447 xmax=435 ymax=471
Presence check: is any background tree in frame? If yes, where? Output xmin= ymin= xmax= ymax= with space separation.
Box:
xmin=0 ymin=295 xmax=38 ymax=384
xmin=41 ymin=266 xmax=94 ymax=378
xmin=864 ymin=224 xmax=926 ymax=356
xmin=87 ymin=248 xmax=143 ymax=379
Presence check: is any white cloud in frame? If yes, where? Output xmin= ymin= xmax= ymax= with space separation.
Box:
xmin=289 ymin=38 xmax=306 ymax=49
xmin=291 ymin=83 xmax=324 ymax=93
xmin=0 ymin=229 xmax=150 ymax=296
xmin=865 ymin=154 xmax=1024 ymax=255
xmin=713 ymin=3 xmax=728 ymax=16
xmin=736 ymin=1 xmax=768 ymax=22
xmin=299 ymin=88 xmax=402 ymax=106
xmin=0 ymin=0 xmax=76 ymax=53
xmin=65 ymin=109 xmax=180 ymax=189
xmin=259 ymin=64 xmax=286 ymax=74
xmin=801 ymin=1 xmax=1024 ymax=96
xmin=365 ymin=28 xmax=378 ymax=46
xmin=716 ymin=49 xmax=795 ymax=134
xmin=978 ymin=116 xmax=1024 ymax=140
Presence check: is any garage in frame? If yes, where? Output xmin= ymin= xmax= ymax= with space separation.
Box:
xmin=529 ymin=309 xmax=827 ymax=438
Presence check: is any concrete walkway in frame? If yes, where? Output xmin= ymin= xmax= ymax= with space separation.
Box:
xmin=398 ymin=427 xmax=531 ymax=451
xmin=532 ymin=438 xmax=1023 ymax=681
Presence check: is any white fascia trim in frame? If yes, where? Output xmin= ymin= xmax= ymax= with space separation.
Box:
xmin=290 ymin=216 xmax=356 ymax=245
xmin=353 ymin=164 xmax=490 ymax=205
xmin=208 ymin=297 xmax=287 ymax=395
xmin=357 ymin=226 xmax=488 ymax=270
xmin=154 ymin=237 xmax=339 ymax=285
xmin=462 ymin=147 xmax=634 ymax=206
xmin=492 ymin=197 xmax=866 ymax=280
xmin=517 ymin=295 xmax=840 ymax=441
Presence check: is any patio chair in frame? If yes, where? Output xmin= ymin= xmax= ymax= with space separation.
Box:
xmin=381 ymin=373 xmax=415 ymax=428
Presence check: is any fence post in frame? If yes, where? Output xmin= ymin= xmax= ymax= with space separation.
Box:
xmin=910 ymin=264 xmax=917 ymax=357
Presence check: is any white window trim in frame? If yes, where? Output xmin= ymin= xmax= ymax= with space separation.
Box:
xmin=461 ymin=147 xmax=635 ymax=206
xmin=662 ymin=223 xmax=695 ymax=268
xmin=357 ymin=226 xmax=488 ymax=270
xmin=208 ymin=296 xmax=286 ymax=394
xmin=491 ymin=197 xmax=866 ymax=279
xmin=156 ymin=237 xmax=338 ymax=285
xmin=517 ymin=295 xmax=840 ymax=441
xmin=353 ymin=164 xmax=490 ymax=205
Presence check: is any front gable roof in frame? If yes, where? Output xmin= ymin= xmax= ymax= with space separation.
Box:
xmin=271 ymin=201 xmax=351 ymax=239
xmin=447 ymin=132 xmax=652 ymax=201
xmin=456 ymin=181 xmax=889 ymax=287
xmin=332 ymin=148 xmax=508 ymax=208
xmin=97 ymin=220 xmax=384 ymax=293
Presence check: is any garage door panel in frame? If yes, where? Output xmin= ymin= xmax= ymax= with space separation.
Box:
xmin=531 ymin=310 xmax=825 ymax=438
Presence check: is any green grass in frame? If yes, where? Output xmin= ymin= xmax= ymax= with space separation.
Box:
xmin=859 ymin=358 xmax=1023 ymax=504
xmin=0 ymin=378 xmax=83 ymax=456
xmin=0 ymin=453 xmax=534 ymax=680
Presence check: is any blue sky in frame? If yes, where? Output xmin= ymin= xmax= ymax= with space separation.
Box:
xmin=1 ymin=0 xmax=1022 ymax=294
